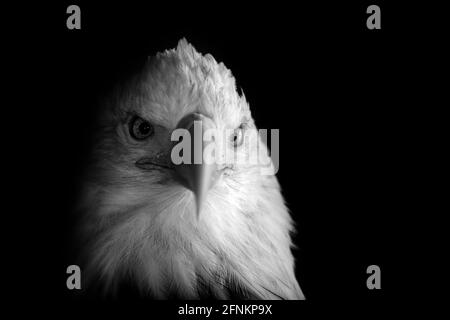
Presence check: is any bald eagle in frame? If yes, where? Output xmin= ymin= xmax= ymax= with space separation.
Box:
xmin=78 ymin=39 xmax=304 ymax=300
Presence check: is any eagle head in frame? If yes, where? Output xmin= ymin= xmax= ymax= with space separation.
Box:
xmin=79 ymin=39 xmax=304 ymax=300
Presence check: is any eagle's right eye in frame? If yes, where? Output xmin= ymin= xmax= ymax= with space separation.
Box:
xmin=129 ymin=116 xmax=154 ymax=140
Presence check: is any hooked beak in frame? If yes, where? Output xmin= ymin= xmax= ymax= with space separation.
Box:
xmin=173 ymin=113 xmax=218 ymax=218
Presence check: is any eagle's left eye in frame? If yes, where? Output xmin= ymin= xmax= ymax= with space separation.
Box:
xmin=129 ymin=116 xmax=154 ymax=140
xmin=231 ymin=126 xmax=244 ymax=147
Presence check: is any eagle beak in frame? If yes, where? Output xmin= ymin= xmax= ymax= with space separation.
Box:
xmin=173 ymin=113 xmax=217 ymax=218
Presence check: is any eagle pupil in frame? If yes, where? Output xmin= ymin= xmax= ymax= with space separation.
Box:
xmin=139 ymin=122 xmax=150 ymax=135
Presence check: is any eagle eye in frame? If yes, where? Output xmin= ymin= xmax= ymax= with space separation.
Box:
xmin=129 ymin=116 xmax=154 ymax=140
xmin=231 ymin=125 xmax=245 ymax=147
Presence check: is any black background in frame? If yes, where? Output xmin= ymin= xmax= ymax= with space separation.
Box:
xmin=6 ymin=0 xmax=438 ymax=317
